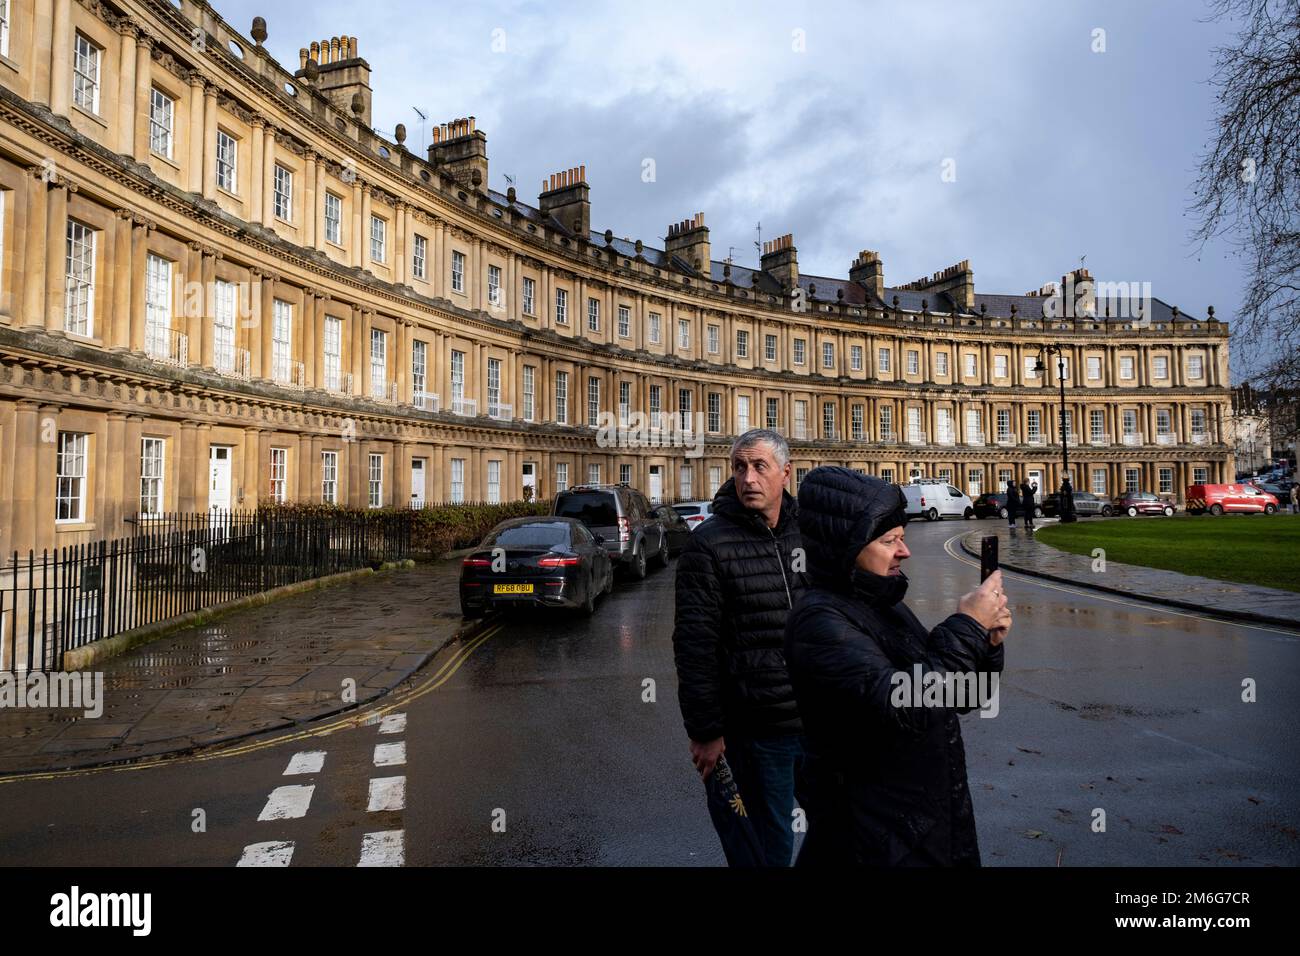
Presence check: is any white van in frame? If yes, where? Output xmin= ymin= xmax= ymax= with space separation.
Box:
xmin=900 ymin=479 xmax=976 ymax=521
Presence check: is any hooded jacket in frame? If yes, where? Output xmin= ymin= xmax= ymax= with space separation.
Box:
xmin=784 ymin=466 xmax=1004 ymax=866
xmin=672 ymin=477 xmax=805 ymax=742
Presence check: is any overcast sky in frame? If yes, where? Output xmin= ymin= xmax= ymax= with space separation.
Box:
xmin=215 ymin=0 xmax=1252 ymax=376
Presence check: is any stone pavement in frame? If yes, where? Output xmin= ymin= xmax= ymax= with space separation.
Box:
xmin=960 ymin=524 xmax=1300 ymax=630
xmin=0 ymin=559 xmax=474 ymax=775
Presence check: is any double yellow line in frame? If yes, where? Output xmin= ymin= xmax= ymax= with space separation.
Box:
xmin=0 ymin=624 xmax=502 ymax=785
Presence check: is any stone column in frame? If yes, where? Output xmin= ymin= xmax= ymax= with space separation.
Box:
xmin=313 ymin=293 xmax=328 ymax=386
xmin=350 ymin=305 xmax=365 ymax=392
xmin=109 ymin=209 xmax=133 ymax=349
xmin=10 ymin=402 xmax=40 ymax=553
xmin=260 ymin=271 xmax=277 ymax=380
xmin=133 ymin=35 xmax=154 ymax=164
xmin=394 ymin=202 xmax=407 ymax=285
xmin=249 ymin=118 xmax=265 ymax=223
xmin=117 ymin=23 xmax=138 ymax=156
xmin=49 ymin=0 xmax=72 ymax=116
xmin=303 ymin=151 xmax=317 ymax=248
xmin=200 ymin=247 xmax=219 ymax=367
xmin=360 ymin=310 xmax=374 ymax=398
xmin=185 ymin=242 xmax=203 ymax=361
xmin=178 ymin=422 xmax=199 ymax=512
xmin=21 ymin=169 xmax=49 ymax=330
xmin=188 ymin=75 xmax=206 ymax=193
xmin=351 ymin=180 xmax=364 ymax=268
xmin=44 ymin=179 xmax=71 ymax=333
xmin=242 ymin=428 xmax=261 ymax=510
xmin=313 ymin=157 xmax=326 ymax=251
xmin=261 ymin=124 xmax=277 ymax=224
xmin=360 ymin=184 xmax=372 ymax=271
xmin=128 ymin=217 xmax=153 ymax=351
xmin=202 ymin=82 xmax=219 ymax=200
xmin=300 ymin=287 xmax=315 ymax=389
xmin=102 ymin=412 xmax=127 ymax=533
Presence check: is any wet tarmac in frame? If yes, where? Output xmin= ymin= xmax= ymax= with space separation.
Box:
xmin=0 ymin=518 xmax=1296 ymax=866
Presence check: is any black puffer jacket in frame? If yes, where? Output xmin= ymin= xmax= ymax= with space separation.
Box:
xmin=673 ymin=477 xmax=806 ymax=742
xmin=784 ymin=467 xmax=1004 ymax=866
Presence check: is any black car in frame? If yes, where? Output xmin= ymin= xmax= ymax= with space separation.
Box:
xmin=1041 ymin=491 xmax=1113 ymax=518
xmin=972 ymin=492 xmax=1008 ymax=519
xmin=652 ymin=505 xmax=691 ymax=557
xmin=552 ymin=484 xmax=667 ymax=579
xmin=459 ymin=517 xmax=614 ymax=618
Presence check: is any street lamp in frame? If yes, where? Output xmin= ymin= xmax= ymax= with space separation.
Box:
xmin=1034 ymin=344 xmax=1077 ymax=522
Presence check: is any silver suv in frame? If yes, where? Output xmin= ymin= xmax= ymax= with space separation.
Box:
xmin=552 ymin=485 xmax=668 ymax=580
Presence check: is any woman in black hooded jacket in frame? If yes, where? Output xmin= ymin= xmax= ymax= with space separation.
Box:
xmin=785 ymin=467 xmax=1010 ymax=866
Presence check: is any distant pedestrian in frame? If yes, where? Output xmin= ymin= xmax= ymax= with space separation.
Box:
xmin=1290 ymin=484 xmax=1298 ymax=515
xmin=1020 ymin=480 xmax=1035 ymax=529
xmin=1059 ymin=476 xmax=1076 ymax=522
xmin=1005 ymin=480 xmax=1020 ymax=529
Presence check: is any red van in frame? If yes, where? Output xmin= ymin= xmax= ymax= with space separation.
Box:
xmin=1186 ymin=484 xmax=1280 ymax=516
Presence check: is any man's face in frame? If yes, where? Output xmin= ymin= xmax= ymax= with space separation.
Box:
xmin=731 ymin=443 xmax=790 ymax=515
xmin=856 ymin=525 xmax=910 ymax=576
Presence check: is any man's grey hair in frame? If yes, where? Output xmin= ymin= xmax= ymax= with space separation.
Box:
xmin=729 ymin=428 xmax=790 ymax=468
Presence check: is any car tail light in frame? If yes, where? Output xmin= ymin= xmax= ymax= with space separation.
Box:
xmin=920 ymin=496 xmax=926 ymax=506
xmin=539 ymin=555 xmax=580 ymax=567
xmin=618 ymin=516 xmax=630 ymax=542
xmin=687 ymin=515 xmax=705 ymax=524
xmin=462 ymin=557 xmax=491 ymax=567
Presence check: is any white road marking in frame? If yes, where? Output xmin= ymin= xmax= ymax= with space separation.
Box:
xmin=237 ymin=841 xmax=295 ymax=867
xmin=367 ymin=776 xmax=406 ymax=812
xmin=283 ymin=751 xmax=326 ymax=775
xmin=358 ymin=830 xmax=405 ymax=867
xmin=373 ymin=741 xmax=406 ymax=767
xmin=258 ymin=784 xmax=316 ymax=821
xmin=378 ymin=713 xmax=407 ymax=734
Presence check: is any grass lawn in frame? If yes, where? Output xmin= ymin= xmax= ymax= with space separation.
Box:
xmin=1033 ymin=514 xmax=1300 ymax=593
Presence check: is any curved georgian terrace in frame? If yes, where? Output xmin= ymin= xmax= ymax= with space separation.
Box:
xmin=0 ymin=0 xmax=1231 ymax=558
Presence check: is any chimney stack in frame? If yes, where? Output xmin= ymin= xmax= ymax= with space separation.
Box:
xmin=849 ymin=250 xmax=885 ymax=300
xmin=427 ymin=116 xmax=489 ymax=191
xmin=297 ymin=34 xmax=372 ymax=126
xmin=539 ymin=166 xmax=591 ymax=238
xmin=760 ymin=233 xmax=798 ymax=291
xmin=664 ymin=212 xmax=711 ymax=276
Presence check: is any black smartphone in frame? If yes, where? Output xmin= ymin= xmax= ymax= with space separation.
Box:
xmin=980 ymin=535 xmax=999 ymax=582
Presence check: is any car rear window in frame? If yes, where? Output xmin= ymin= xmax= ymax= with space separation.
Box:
xmin=556 ymin=494 xmax=619 ymax=526
xmin=673 ymin=505 xmax=701 ymax=516
xmin=488 ymin=523 xmax=571 ymax=549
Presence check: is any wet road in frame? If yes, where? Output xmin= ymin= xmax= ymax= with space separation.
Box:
xmin=1 ymin=518 xmax=1297 ymax=866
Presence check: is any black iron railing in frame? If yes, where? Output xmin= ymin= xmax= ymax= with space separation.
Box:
xmin=0 ymin=509 xmax=414 ymax=672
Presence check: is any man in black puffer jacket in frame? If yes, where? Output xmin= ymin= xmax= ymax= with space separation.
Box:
xmin=785 ymin=466 xmax=1010 ymax=866
xmin=673 ymin=429 xmax=806 ymax=866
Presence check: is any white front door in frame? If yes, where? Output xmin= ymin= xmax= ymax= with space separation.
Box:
xmin=410 ymin=458 xmax=426 ymax=508
xmin=522 ymin=462 xmax=536 ymax=499
xmin=649 ymin=466 xmax=663 ymax=504
xmin=209 ymin=446 xmax=232 ymax=514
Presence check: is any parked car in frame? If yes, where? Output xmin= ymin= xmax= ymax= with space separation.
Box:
xmin=972 ymin=492 xmax=1009 ymax=519
xmin=900 ymin=480 xmax=976 ymax=521
xmin=670 ymin=500 xmax=716 ymax=531
xmin=1113 ymin=491 xmax=1176 ymax=517
xmin=459 ymin=517 xmax=613 ymax=618
xmin=652 ymin=505 xmax=692 ymax=557
xmin=1186 ymin=483 xmax=1280 ymax=516
xmin=1042 ymin=491 xmax=1113 ymax=517
xmin=552 ymin=484 xmax=667 ymax=579
xmin=1248 ymin=479 xmax=1294 ymax=499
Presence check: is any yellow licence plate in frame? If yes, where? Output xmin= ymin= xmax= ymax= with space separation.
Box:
xmin=493 ymin=583 xmax=534 ymax=594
